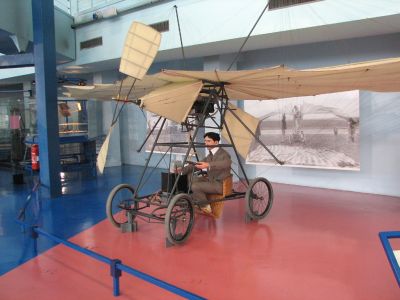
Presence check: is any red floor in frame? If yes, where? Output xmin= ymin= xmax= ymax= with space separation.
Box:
xmin=1 ymin=183 xmax=399 ymax=299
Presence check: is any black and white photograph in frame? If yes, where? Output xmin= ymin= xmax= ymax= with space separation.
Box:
xmin=245 ymin=90 xmax=360 ymax=170
xmin=145 ymin=112 xmax=193 ymax=155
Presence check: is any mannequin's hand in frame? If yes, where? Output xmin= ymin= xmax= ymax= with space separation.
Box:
xmin=195 ymin=162 xmax=209 ymax=170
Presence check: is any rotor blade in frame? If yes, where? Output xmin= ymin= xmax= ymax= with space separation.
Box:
xmin=96 ymin=123 xmax=116 ymax=174
xmin=119 ymin=22 xmax=161 ymax=80
xmin=140 ymin=81 xmax=203 ymax=123
xmin=221 ymin=103 xmax=260 ymax=159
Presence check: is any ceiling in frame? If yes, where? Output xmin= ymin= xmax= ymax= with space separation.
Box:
xmin=1 ymin=12 xmax=400 ymax=85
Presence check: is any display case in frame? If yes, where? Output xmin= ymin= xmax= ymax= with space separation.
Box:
xmin=24 ymin=100 xmax=99 ymax=176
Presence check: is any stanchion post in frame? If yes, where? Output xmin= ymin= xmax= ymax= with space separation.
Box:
xmin=110 ymin=259 xmax=122 ymax=296
xmin=31 ymin=225 xmax=39 ymax=254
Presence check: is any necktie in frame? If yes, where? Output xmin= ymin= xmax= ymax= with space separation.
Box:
xmin=209 ymin=150 xmax=213 ymax=160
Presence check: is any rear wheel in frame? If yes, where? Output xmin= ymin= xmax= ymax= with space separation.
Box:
xmin=165 ymin=194 xmax=195 ymax=245
xmin=245 ymin=178 xmax=273 ymax=220
xmin=106 ymin=184 xmax=135 ymax=228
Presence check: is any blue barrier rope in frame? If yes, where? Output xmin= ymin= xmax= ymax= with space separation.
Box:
xmin=17 ymin=180 xmax=41 ymax=222
xmin=15 ymin=221 xmax=205 ymax=299
xmin=118 ymin=264 xmax=205 ymax=299
xmin=379 ymin=231 xmax=400 ymax=287
xmin=35 ymin=227 xmax=111 ymax=264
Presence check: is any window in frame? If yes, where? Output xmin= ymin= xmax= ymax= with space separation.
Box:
xmin=80 ymin=37 xmax=103 ymax=50
xmin=269 ymin=0 xmax=320 ymax=10
xmin=150 ymin=21 xmax=169 ymax=33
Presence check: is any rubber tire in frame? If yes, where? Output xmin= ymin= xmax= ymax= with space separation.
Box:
xmin=106 ymin=183 xmax=135 ymax=228
xmin=165 ymin=194 xmax=195 ymax=245
xmin=245 ymin=177 xmax=273 ymax=220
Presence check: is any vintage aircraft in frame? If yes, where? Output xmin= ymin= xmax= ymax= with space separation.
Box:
xmin=63 ymin=21 xmax=400 ymax=245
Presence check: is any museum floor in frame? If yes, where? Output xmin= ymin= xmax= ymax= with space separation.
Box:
xmin=0 ymin=165 xmax=399 ymax=299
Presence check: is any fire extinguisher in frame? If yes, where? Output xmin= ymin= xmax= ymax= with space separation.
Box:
xmin=31 ymin=144 xmax=40 ymax=171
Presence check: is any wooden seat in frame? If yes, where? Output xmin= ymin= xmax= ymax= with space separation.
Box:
xmin=206 ymin=175 xmax=233 ymax=218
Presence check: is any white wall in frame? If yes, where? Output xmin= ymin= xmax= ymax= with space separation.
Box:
xmin=120 ymin=104 xmax=148 ymax=166
xmin=0 ymin=0 xmax=75 ymax=59
xmin=69 ymin=0 xmax=400 ymax=66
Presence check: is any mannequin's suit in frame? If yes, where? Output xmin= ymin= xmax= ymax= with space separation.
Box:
xmin=182 ymin=147 xmax=231 ymax=202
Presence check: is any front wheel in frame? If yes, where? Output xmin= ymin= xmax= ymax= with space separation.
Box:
xmin=245 ymin=177 xmax=273 ymax=220
xmin=165 ymin=194 xmax=195 ymax=245
xmin=106 ymin=184 xmax=135 ymax=228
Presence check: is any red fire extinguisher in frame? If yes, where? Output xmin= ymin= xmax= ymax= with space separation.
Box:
xmin=31 ymin=144 xmax=40 ymax=171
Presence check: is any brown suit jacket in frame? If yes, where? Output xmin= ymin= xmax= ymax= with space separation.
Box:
xmin=183 ymin=147 xmax=231 ymax=184
xmin=204 ymin=147 xmax=231 ymax=183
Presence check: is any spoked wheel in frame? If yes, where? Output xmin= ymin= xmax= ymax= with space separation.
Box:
xmin=165 ymin=194 xmax=195 ymax=245
xmin=245 ymin=177 xmax=273 ymax=220
xmin=106 ymin=184 xmax=135 ymax=228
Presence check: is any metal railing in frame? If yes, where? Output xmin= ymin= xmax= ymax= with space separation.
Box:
xmin=379 ymin=231 xmax=400 ymax=287
xmin=16 ymin=221 xmax=205 ymax=299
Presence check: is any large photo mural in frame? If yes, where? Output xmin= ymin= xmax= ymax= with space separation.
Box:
xmin=245 ymin=90 xmax=360 ymax=170
xmin=145 ymin=112 xmax=193 ymax=156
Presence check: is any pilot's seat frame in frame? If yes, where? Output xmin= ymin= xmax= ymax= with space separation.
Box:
xmin=205 ymin=175 xmax=233 ymax=218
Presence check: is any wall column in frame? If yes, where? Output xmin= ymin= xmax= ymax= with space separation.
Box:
xmin=32 ymin=0 xmax=61 ymax=197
